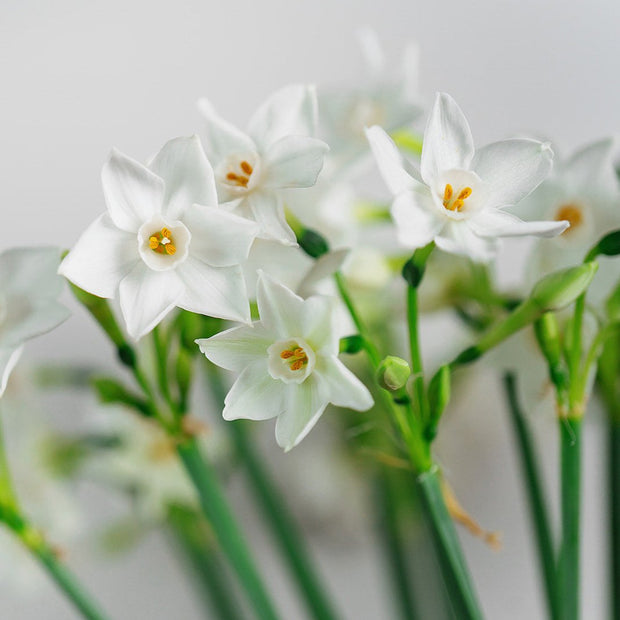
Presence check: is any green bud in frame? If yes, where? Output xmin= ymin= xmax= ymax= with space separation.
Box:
xmin=585 ymin=229 xmax=620 ymax=261
xmin=92 ymin=377 xmax=152 ymax=417
xmin=401 ymin=242 xmax=435 ymax=288
xmin=339 ymin=334 xmax=365 ymax=354
xmin=534 ymin=313 xmax=562 ymax=369
xmin=426 ymin=365 xmax=451 ymax=441
xmin=376 ymin=356 xmax=411 ymax=391
xmin=298 ymin=228 xmax=330 ymax=258
xmin=529 ymin=262 xmax=598 ymax=312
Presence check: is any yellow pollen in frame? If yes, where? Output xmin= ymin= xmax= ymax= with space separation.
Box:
xmin=280 ymin=345 xmax=308 ymax=371
xmin=443 ymin=184 xmax=472 ymax=212
xmin=149 ymin=227 xmax=176 ymax=255
xmin=555 ymin=204 xmax=583 ymax=234
xmin=240 ymin=160 xmax=253 ymax=175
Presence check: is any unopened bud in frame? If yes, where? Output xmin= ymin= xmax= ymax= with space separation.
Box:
xmin=339 ymin=335 xmax=365 ymax=354
xmin=586 ymin=229 xmax=620 ymax=261
xmin=377 ymin=356 xmax=411 ymax=391
xmin=298 ymin=228 xmax=330 ymax=259
xmin=529 ymin=262 xmax=598 ymax=312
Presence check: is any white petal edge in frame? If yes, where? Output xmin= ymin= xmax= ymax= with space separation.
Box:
xmin=0 ymin=347 xmax=23 ymax=397
xmin=119 ymin=263 xmax=185 ymax=340
xmin=197 ymin=324 xmax=272 ymax=373
xmin=468 ymin=210 xmax=570 ymax=238
xmin=256 ymin=271 xmax=306 ymax=338
xmin=102 ymin=149 xmax=165 ymax=232
xmin=434 ymin=221 xmax=498 ymax=263
xmin=223 ymin=360 xmax=284 ymax=421
xmin=420 ymin=93 xmax=475 ymax=186
xmin=59 ymin=214 xmax=138 ymax=298
xmin=317 ymin=356 xmax=374 ymax=410
xmin=262 ymin=136 xmax=329 ymax=189
xmin=472 ymin=139 xmax=554 ymax=209
xmin=248 ymin=84 xmax=318 ymax=149
xmin=149 ymin=135 xmax=218 ymax=220
xmin=246 ymin=191 xmax=297 ymax=245
xmin=391 ymin=191 xmax=444 ymax=249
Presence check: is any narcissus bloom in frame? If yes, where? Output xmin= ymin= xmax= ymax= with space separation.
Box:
xmin=0 ymin=247 xmax=70 ymax=396
xmin=60 ymin=136 xmax=259 ymax=340
xmin=197 ymin=273 xmax=373 ymax=451
xmin=198 ymin=85 xmax=329 ymax=245
xmin=366 ymin=93 xmax=569 ymax=262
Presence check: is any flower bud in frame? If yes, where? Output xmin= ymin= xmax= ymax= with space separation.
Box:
xmin=298 ymin=228 xmax=330 ymax=259
xmin=586 ymin=229 xmax=620 ymax=261
xmin=529 ymin=262 xmax=598 ymax=312
xmin=376 ymin=356 xmax=411 ymax=391
xmin=339 ymin=334 xmax=366 ymax=354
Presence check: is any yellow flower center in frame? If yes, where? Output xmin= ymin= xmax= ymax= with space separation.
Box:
xmin=280 ymin=346 xmax=308 ymax=371
xmin=226 ymin=160 xmax=254 ymax=188
xmin=554 ymin=204 xmax=583 ymax=234
xmin=443 ymin=184 xmax=472 ymax=212
xmin=149 ymin=227 xmax=177 ymax=256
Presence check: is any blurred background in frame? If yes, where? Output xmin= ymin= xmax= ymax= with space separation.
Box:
xmin=1 ymin=0 xmax=619 ymax=618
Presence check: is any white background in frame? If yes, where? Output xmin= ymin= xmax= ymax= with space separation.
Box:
xmin=1 ymin=0 xmax=619 ymax=618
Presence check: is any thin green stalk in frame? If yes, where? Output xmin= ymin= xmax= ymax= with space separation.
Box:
xmin=176 ymin=437 xmax=280 ymax=620
xmin=406 ymin=285 xmax=427 ymax=420
xmin=0 ymin=504 xmax=109 ymax=620
xmin=610 ymin=421 xmax=620 ymax=620
xmin=376 ymin=468 xmax=420 ymax=620
xmin=416 ymin=469 xmax=483 ymax=620
xmin=559 ymin=417 xmax=581 ymax=620
xmin=167 ymin=504 xmax=246 ymax=620
xmin=207 ymin=364 xmax=339 ymax=620
xmin=502 ymin=373 xmax=559 ymax=620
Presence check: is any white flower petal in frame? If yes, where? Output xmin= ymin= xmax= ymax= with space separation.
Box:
xmin=246 ymin=191 xmax=297 ymax=245
xmin=317 ymin=356 xmax=374 ymax=410
xmin=197 ymin=98 xmax=256 ymax=163
xmin=469 ymin=210 xmax=569 ymax=238
xmin=256 ymin=271 xmax=305 ymax=337
xmin=472 ymin=139 xmax=554 ymax=209
xmin=391 ymin=191 xmax=444 ymax=248
xmin=1 ymin=302 xmax=70 ymax=350
xmin=564 ymin=138 xmax=618 ymax=196
xmin=177 ymin=259 xmax=250 ymax=323
xmin=0 ymin=347 xmax=22 ymax=397
xmin=119 ymin=263 xmax=184 ymax=340
xmin=420 ymin=93 xmax=475 ymax=186
xmin=197 ymin=324 xmax=272 ymax=373
xmin=223 ymin=360 xmax=284 ymax=421
xmin=59 ymin=214 xmax=138 ymax=298
xmin=149 ymin=136 xmax=218 ymax=220
xmin=365 ymin=126 xmax=417 ymax=195
xmin=300 ymin=295 xmax=339 ymax=353
xmin=262 ymin=136 xmax=329 ymax=189
xmin=275 ymin=378 xmax=327 ymax=451
xmin=102 ymin=149 xmax=165 ymax=232
xmin=183 ymin=204 xmax=258 ymax=267
xmin=1 ymin=247 xmax=64 ymax=298
xmin=297 ymin=249 xmax=349 ymax=299
xmin=248 ymin=84 xmax=318 ymax=149
xmin=434 ymin=221 xmax=498 ymax=263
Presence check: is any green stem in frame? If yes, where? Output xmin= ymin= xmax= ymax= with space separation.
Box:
xmin=502 ymin=373 xmax=559 ymax=620
xmin=167 ymin=503 xmax=246 ymax=620
xmin=376 ymin=468 xmax=420 ymax=620
xmin=176 ymin=437 xmax=280 ymax=620
xmin=416 ymin=469 xmax=483 ymax=620
xmin=559 ymin=417 xmax=581 ymax=620
xmin=207 ymin=364 xmax=339 ymax=620
xmin=406 ymin=285 xmax=427 ymax=420
xmin=610 ymin=421 xmax=620 ymax=620
xmin=0 ymin=504 xmax=109 ymax=620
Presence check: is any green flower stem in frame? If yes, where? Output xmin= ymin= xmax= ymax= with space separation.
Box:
xmin=176 ymin=437 xmax=280 ymax=620
xmin=598 ymin=336 xmax=620 ymax=620
xmin=406 ymin=285 xmax=427 ymax=420
xmin=376 ymin=468 xmax=420 ymax=620
xmin=559 ymin=417 xmax=582 ymax=620
xmin=0 ymin=504 xmax=109 ymax=620
xmin=416 ymin=468 xmax=483 ymax=620
xmin=333 ymin=270 xmax=482 ymax=620
xmin=206 ymin=364 xmax=340 ymax=620
xmin=166 ymin=504 xmax=246 ymax=620
xmin=502 ymin=373 xmax=559 ymax=620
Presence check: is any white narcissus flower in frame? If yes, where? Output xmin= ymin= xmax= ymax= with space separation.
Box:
xmin=0 ymin=247 xmax=69 ymax=396
xmin=198 ymin=84 xmax=329 ymax=245
xmin=320 ymin=28 xmax=422 ymax=174
xmin=197 ymin=273 xmax=373 ymax=451
xmin=366 ymin=93 xmax=569 ymax=262
xmin=518 ymin=139 xmax=620 ymax=305
xmin=59 ymin=136 xmax=259 ymax=340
